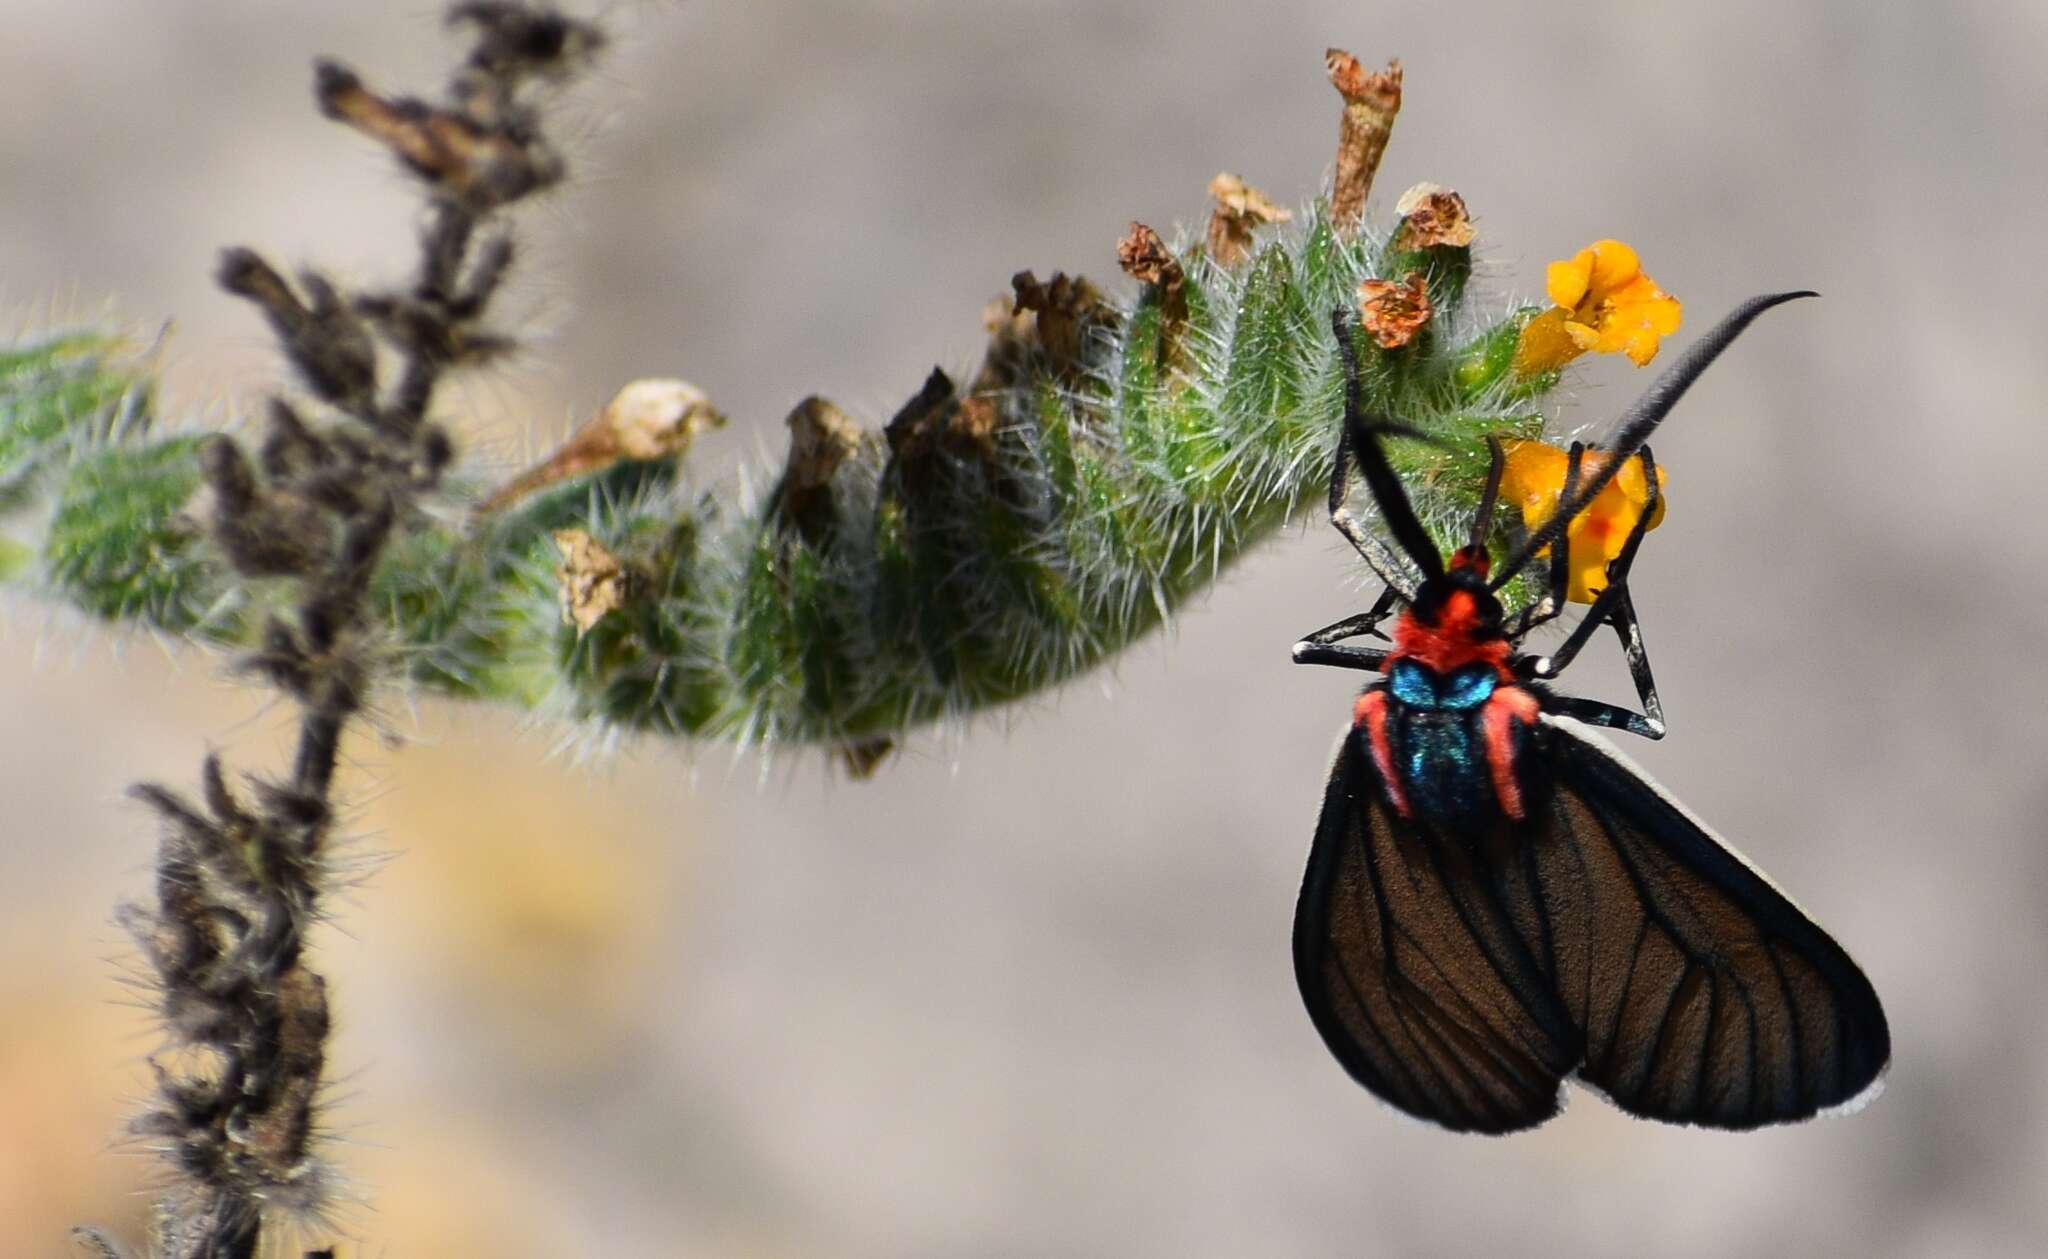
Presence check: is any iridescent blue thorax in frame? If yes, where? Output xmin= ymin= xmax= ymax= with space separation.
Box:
xmin=1381 ymin=660 xmax=1501 ymax=826
xmin=1387 ymin=659 xmax=1498 ymax=711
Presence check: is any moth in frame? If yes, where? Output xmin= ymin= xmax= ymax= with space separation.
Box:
xmin=1291 ymin=294 xmax=1889 ymax=1132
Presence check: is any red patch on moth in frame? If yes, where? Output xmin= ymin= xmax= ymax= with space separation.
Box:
xmin=1480 ymin=686 xmax=1542 ymax=820
xmin=1353 ymin=689 xmax=1410 ymax=818
xmin=1390 ymin=594 xmax=1512 ymax=677
xmin=1448 ymin=545 xmax=1491 ymax=577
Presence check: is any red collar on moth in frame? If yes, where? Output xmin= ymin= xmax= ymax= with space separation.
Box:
xmin=1390 ymin=590 xmax=1512 ymax=676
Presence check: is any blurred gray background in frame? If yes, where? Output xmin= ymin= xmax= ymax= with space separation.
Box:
xmin=3 ymin=1 xmax=2045 ymax=1255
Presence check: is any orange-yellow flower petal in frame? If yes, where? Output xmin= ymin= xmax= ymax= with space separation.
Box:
xmin=1511 ymin=307 xmax=1581 ymax=377
xmin=1547 ymin=239 xmax=1640 ymax=307
xmin=1545 ymin=248 xmax=1595 ymax=311
xmin=1522 ymin=239 xmax=1683 ymax=374
xmin=1499 ymin=439 xmax=1668 ymax=603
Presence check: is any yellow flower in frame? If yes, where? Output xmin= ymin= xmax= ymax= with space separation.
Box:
xmin=1498 ymin=440 xmax=1667 ymax=603
xmin=1510 ymin=307 xmax=1581 ymax=378
xmin=1513 ymin=239 xmax=1682 ymax=375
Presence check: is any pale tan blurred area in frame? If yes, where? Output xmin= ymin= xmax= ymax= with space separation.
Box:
xmin=4 ymin=1 xmax=2047 ymax=1255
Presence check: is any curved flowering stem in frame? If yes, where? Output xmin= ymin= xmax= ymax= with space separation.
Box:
xmin=2 ymin=47 xmax=1681 ymax=775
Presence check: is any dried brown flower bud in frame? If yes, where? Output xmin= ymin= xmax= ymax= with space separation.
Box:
xmin=774 ymin=396 xmax=868 ymax=545
xmin=1117 ymin=221 xmax=1189 ymax=338
xmin=1010 ymin=270 xmax=1113 ymax=374
xmin=1393 ymin=182 xmax=1476 ymax=251
xmin=1325 ymin=51 xmax=1402 ymax=236
xmin=1206 ymin=173 xmax=1292 ymax=267
xmin=885 ymin=371 xmax=1025 ymax=494
xmin=479 ymin=378 xmax=723 ymax=514
xmin=1357 ymin=273 xmax=1433 ymax=349
xmin=553 ymin=528 xmax=630 ymax=634
xmin=783 ymin=396 xmax=864 ymax=495
xmin=1117 ymin=221 xmax=1180 ymax=289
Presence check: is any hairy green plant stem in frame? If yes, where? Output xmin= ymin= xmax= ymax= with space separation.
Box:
xmin=4 ymin=181 xmax=1558 ymax=759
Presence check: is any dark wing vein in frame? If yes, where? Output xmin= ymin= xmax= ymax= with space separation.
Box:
xmin=1294 ymin=732 xmax=1580 ymax=1133
xmin=1536 ymin=720 xmax=1891 ymax=1127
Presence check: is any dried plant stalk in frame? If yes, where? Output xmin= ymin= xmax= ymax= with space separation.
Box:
xmin=73 ymin=6 xmax=606 ymax=1256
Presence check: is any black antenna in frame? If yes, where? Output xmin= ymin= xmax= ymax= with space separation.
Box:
xmin=1490 ymin=290 xmax=1817 ymax=590
xmin=1469 ymin=436 xmax=1506 ymax=555
xmin=1331 ymin=309 xmax=1445 ymax=582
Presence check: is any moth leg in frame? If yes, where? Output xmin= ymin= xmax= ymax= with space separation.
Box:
xmin=1508 ymin=441 xmax=1585 ymax=639
xmin=1292 ymin=642 xmax=1393 ymax=672
xmin=1546 ymin=694 xmax=1662 ymax=741
xmin=1534 ymin=447 xmax=1659 ymax=674
xmin=1527 ymin=592 xmax=1666 ymax=739
xmin=1517 ymin=450 xmax=1666 ymax=737
xmin=1604 ymin=585 xmax=1667 ymax=738
xmin=1297 ymin=586 xmax=1402 ymax=649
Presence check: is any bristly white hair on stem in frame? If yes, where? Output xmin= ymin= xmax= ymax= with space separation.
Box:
xmin=8 ymin=38 xmax=1644 ymax=783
